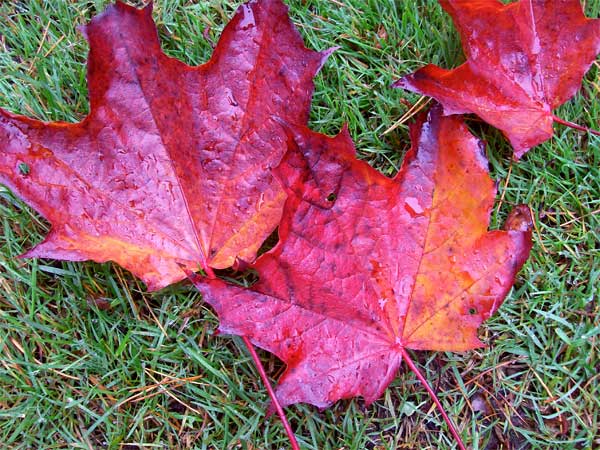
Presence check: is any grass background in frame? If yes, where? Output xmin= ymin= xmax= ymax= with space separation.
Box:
xmin=0 ymin=0 xmax=598 ymax=448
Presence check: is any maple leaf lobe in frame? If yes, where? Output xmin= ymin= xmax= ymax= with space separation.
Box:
xmin=194 ymin=106 xmax=533 ymax=408
xmin=395 ymin=0 xmax=600 ymax=156
xmin=0 ymin=0 xmax=329 ymax=289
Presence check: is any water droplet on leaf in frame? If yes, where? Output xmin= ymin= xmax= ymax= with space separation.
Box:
xmin=404 ymin=196 xmax=424 ymax=217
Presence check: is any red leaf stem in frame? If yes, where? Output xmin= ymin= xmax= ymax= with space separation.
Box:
xmin=203 ymin=265 xmax=217 ymax=280
xmin=553 ymin=115 xmax=600 ymax=137
xmin=400 ymin=347 xmax=467 ymax=450
xmin=200 ymin=265 xmax=300 ymax=450
xmin=242 ymin=336 xmax=301 ymax=450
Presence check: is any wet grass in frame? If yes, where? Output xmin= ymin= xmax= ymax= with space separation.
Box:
xmin=0 ymin=0 xmax=599 ymax=449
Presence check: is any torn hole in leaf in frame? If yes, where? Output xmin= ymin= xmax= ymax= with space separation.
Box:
xmin=257 ymin=226 xmax=279 ymax=257
xmin=17 ymin=162 xmax=30 ymax=176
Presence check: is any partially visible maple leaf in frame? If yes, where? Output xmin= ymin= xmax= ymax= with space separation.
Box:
xmin=192 ymin=106 xmax=533 ymax=408
xmin=394 ymin=0 xmax=600 ymax=157
xmin=0 ymin=0 xmax=330 ymax=290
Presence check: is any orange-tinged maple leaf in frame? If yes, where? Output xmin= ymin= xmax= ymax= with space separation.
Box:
xmin=192 ymin=107 xmax=533 ymax=408
xmin=0 ymin=0 xmax=330 ymax=289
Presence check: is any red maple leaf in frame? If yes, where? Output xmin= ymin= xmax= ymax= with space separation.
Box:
xmin=394 ymin=0 xmax=600 ymax=157
xmin=192 ymin=107 xmax=533 ymax=408
xmin=0 ymin=0 xmax=329 ymax=289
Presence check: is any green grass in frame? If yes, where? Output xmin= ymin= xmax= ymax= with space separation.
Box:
xmin=0 ymin=0 xmax=598 ymax=448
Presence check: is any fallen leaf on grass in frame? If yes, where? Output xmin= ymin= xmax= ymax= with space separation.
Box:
xmin=0 ymin=0 xmax=329 ymax=289
xmin=193 ymin=106 xmax=533 ymax=408
xmin=395 ymin=0 xmax=600 ymax=157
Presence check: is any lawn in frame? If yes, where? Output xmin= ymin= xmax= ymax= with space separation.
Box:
xmin=0 ymin=0 xmax=599 ymax=449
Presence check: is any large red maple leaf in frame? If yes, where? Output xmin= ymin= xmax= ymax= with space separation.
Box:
xmin=395 ymin=0 xmax=600 ymax=157
xmin=0 ymin=0 xmax=329 ymax=289
xmin=193 ymin=107 xmax=533 ymax=408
